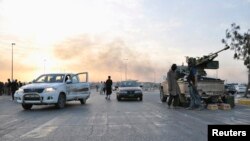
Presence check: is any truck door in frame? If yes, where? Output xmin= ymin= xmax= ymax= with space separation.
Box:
xmin=65 ymin=74 xmax=75 ymax=100
xmin=74 ymin=72 xmax=90 ymax=98
xmin=77 ymin=72 xmax=89 ymax=83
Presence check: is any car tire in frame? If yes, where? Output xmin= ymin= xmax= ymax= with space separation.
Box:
xmin=56 ymin=93 xmax=66 ymax=109
xmin=117 ymin=96 xmax=121 ymax=101
xmin=160 ymin=89 xmax=167 ymax=102
xmin=22 ymin=104 xmax=33 ymax=110
xmin=80 ymin=98 xmax=86 ymax=105
xmin=139 ymin=96 xmax=143 ymax=101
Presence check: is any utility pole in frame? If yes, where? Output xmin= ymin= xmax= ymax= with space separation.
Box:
xmin=124 ymin=59 xmax=128 ymax=80
xmin=11 ymin=43 xmax=15 ymax=81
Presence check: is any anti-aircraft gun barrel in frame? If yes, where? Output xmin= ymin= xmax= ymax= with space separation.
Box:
xmin=195 ymin=46 xmax=230 ymax=66
xmin=211 ymin=46 xmax=230 ymax=55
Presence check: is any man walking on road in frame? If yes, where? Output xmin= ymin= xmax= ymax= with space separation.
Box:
xmin=105 ymin=76 xmax=113 ymax=100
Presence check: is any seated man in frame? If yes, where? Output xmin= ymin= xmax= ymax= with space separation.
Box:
xmin=65 ymin=75 xmax=71 ymax=83
xmin=49 ymin=77 xmax=56 ymax=83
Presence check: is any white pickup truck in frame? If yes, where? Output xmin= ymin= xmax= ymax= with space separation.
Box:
xmin=14 ymin=72 xmax=91 ymax=110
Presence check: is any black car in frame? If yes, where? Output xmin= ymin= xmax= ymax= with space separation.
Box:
xmin=116 ymin=80 xmax=143 ymax=101
xmin=224 ymin=84 xmax=237 ymax=95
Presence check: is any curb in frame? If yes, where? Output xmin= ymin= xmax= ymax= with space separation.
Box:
xmin=237 ymin=98 xmax=250 ymax=106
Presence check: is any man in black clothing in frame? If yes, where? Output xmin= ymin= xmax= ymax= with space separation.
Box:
xmin=105 ymin=76 xmax=113 ymax=100
xmin=7 ymin=79 xmax=11 ymax=95
xmin=11 ymin=79 xmax=18 ymax=101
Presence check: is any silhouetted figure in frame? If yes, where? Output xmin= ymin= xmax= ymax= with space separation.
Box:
xmin=99 ymin=81 xmax=103 ymax=94
xmin=7 ymin=79 xmax=11 ymax=95
xmin=96 ymin=84 xmax=99 ymax=92
xmin=11 ymin=79 xmax=18 ymax=101
xmin=18 ymin=81 xmax=23 ymax=88
xmin=103 ymin=82 xmax=106 ymax=95
xmin=0 ymin=81 xmax=4 ymax=95
xmin=105 ymin=76 xmax=113 ymax=100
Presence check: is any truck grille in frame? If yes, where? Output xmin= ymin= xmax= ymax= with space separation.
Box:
xmin=127 ymin=91 xmax=135 ymax=94
xmin=24 ymin=94 xmax=40 ymax=101
xmin=24 ymin=88 xmax=44 ymax=93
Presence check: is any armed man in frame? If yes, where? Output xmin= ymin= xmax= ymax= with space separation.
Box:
xmin=186 ymin=59 xmax=203 ymax=110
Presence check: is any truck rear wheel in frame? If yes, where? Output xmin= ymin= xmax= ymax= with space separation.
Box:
xmin=160 ymin=89 xmax=167 ymax=102
xmin=22 ymin=104 xmax=33 ymax=110
xmin=117 ymin=96 xmax=121 ymax=101
xmin=139 ymin=96 xmax=143 ymax=101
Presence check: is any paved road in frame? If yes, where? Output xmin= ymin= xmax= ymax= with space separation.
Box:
xmin=0 ymin=90 xmax=250 ymax=141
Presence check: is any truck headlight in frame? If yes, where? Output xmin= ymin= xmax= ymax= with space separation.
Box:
xmin=15 ymin=88 xmax=23 ymax=95
xmin=44 ymin=87 xmax=56 ymax=92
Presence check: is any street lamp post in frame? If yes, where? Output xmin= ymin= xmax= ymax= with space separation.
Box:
xmin=124 ymin=59 xmax=128 ymax=80
xmin=11 ymin=43 xmax=15 ymax=81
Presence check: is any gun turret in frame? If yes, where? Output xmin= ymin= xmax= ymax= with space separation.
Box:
xmin=194 ymin=46 xmax=230 ymax=67
xmin=184 ymin=47 xmax=230 ymax=77
xmin=186 ymin=47 xmax=229 ymax=67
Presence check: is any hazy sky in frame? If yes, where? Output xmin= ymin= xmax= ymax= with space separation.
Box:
xmin=0 ymin=0 xmax=250 ymax=83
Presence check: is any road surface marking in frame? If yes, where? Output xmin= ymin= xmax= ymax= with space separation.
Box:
xmin=20 ymin=117 xmax=59 ymax=139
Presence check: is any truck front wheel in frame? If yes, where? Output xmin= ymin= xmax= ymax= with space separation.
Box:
xmin=139 ymin=96 xmax=143 ymax=101
xmin=80 ymin=99 xmax=86 ymax=104
xmin=22 ymin=104 xmax=33 ymax=110
xmin=117 ymin=96 xmax=121 ymax=101
xmin=56 ymin=93 xmax=66 ymax=109
xmin=160 ymin=89 xmax=167 ymax=102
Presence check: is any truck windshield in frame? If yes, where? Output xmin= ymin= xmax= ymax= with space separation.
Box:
xmin=34 ymin=74 xmax=65 ymax=83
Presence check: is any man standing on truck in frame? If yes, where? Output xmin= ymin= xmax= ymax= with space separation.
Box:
xmin=167 ymin=64 xmax=181 ymax=109
xmin=186 ymin=61 xmax=203 ymax=110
